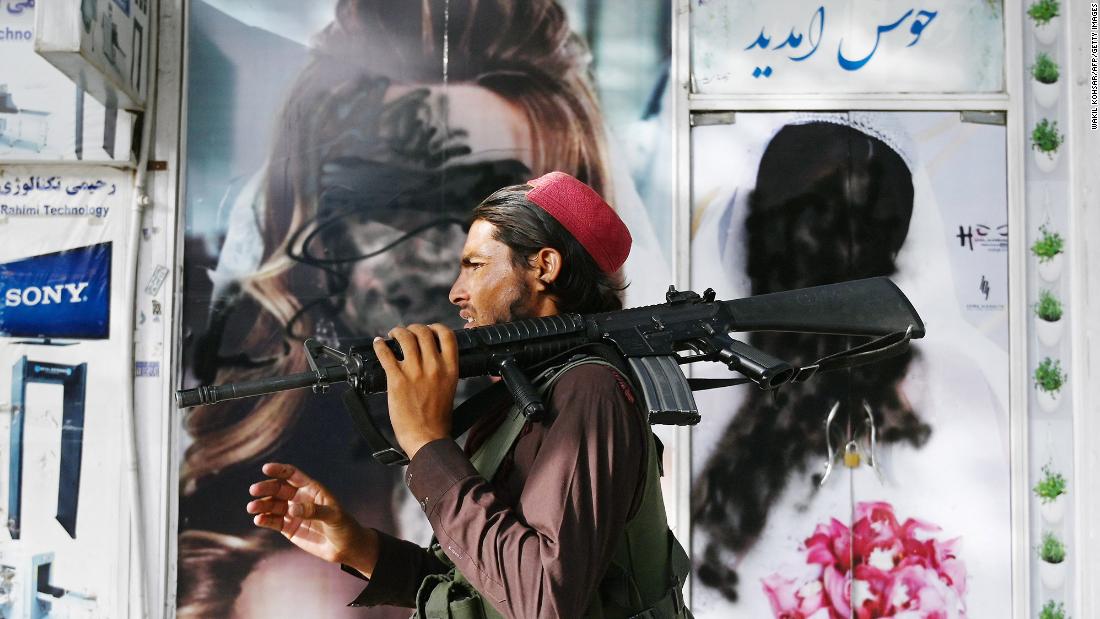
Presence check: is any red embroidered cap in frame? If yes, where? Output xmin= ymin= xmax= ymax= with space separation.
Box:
xmin=525 ymin=171 xmax=632 ymax=274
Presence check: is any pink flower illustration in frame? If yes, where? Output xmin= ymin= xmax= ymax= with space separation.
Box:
xmin=763 ymin=502 xmax=966 ymax=619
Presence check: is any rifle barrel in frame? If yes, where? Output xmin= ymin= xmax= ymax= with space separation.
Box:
xmin=175 ymin=367 xmax=347 ymax=407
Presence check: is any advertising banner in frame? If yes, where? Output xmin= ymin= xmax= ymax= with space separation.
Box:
xmin=178 ymin=2 xmax=672 ymax=617
xmin=689 ymin=112 xmax=1010 ymax=618
xmin=0 ymin=1 xmax=134 ymax=162
xmin=0 ymin=165 xmax=132 ymax=619
xmin=35 ymin=0 xmax=152 ymax=110
xmin=0 ymin=242 xmax=112 ymax=340
xmin=691 ymin=0 xmax=1005 ymax=94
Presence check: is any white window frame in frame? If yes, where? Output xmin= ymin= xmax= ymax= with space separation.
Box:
xmin=668 ymin=1 xmax=1031 ymax=615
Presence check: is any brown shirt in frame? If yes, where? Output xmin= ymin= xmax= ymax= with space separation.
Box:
xmin=346 ymin=364 xmax=649 ymax=618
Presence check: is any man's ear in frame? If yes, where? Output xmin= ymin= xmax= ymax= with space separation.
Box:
xmin=531 ymin=247 xmax=563 ymax=291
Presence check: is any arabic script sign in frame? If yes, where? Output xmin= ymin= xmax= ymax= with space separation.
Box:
xmin=691 ymin=0 xmax=1004 ymax=94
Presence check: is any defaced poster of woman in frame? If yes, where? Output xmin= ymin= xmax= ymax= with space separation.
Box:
xmin=176 ymin=1 xmax=671 ymax=616
xmin=688 ymin=112 xmax=1011 ymax=618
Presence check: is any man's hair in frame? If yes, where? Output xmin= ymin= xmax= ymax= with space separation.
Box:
xmin=473 ymin=184 xmax=626 ymax=314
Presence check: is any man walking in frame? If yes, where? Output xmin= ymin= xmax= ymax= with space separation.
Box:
xmin=247 ymin=172 xmax=691 ymax=618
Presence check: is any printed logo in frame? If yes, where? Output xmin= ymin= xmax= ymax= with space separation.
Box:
xmin=31 ymin=364 xmax=73 ymax=377
xmin=966 ymin=274 xmax=1005 ymax=312
xmin=4 ymin=282 xmax=89 ymax=307
xmin=956 ymin=224 xmax=1008 ymax=252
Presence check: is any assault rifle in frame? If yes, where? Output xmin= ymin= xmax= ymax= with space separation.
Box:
xmin=176 ymin=277 xmax=924 ymax=465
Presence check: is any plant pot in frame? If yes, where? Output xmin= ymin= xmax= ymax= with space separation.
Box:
xmin=1035 ymin=316 xmax=1063 ymax=347
xmin=1034 ymin=148 xmax=1060 ymax=173
xmin=1040 ymin=559 xmax=1065 ymax=590
xmin=1033 ymin=16 xmax=1061 ymax=46
xmin=1040 ymin=495 xmax=1066 ymax=525
xmin=1037 ymin=388 xmax=1062 ymax=413
xmin=1038 ymin=253 xmax=1063 ymax=282
xmin=1033 ymin=80 xmax=1059 ymax=108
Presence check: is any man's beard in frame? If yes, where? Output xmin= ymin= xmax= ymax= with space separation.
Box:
xmin=503 ymin=276 xmax=534 ymax=323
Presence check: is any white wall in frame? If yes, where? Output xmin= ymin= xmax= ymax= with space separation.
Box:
xmin=1068 ymin=2 xmax=1100 ymax=617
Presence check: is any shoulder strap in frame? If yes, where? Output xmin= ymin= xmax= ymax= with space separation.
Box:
xmin=469 ymin=354 xmax=618 ymax=481
xmin=467 ymin=405 xmax=526 ymax=482
xmin=592 ymin=413 xmax=692 ymax=619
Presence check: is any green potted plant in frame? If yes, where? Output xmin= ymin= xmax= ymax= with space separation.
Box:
xmin=1034 ymin=289 xmax=1063 ymax=346
xmin=1031 ymin=119 xmax=1063 ymax=172
xmin=1034 ymin=463 xmax=1067 ymax=524
xmin=1031 ymin=224 xmax=1064 ymax=281
xmin=1031 ymin=52 xmax=1060 ymax=108
xmin=1028 ymin=0 xmax=1061 ymax=44
xmin=1039 ymin=600 xmax=1067 ymax=619
xmin=1034 ymin=357 xmax=1066 ymax=413
xmin=1038 ymin=531 xmax=1066 ymax=589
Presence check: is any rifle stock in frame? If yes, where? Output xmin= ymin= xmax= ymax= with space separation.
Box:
xmin=722 ymin=277 xmax=925 ymax=337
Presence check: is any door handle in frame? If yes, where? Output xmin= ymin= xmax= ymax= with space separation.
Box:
xmin=819 ymin=401 xmax=841 ymax=487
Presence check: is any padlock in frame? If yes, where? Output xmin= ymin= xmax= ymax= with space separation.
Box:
xmin=843 ymin=441 xmax=861 ymax=468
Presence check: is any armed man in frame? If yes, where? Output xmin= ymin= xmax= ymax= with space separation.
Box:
xmin=246 ymin=171 xmax=693 ymax=618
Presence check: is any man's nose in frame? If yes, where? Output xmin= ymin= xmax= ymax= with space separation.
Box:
xmin=449 ymin=275 xmax=467 ymax=306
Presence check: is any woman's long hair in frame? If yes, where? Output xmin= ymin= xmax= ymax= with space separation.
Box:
xmin=691 ymin=122 xmax=932 ymax=602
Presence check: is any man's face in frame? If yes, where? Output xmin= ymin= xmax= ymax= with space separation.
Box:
xmin=449 ymin=219 xmax=539 ymax=328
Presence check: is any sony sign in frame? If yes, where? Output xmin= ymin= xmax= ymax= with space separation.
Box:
xmin=0 ymin=243 xmax=111 ymax=340
xmin=5 ymin=282 xmax=90 ymax=307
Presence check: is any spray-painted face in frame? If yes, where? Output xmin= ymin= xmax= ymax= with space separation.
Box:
xmin=286 ymin=83 xmax=535 ymax=342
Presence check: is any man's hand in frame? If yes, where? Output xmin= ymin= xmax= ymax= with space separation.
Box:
xmin=247 ymin=462 xmax=380 ymax=577
xmin=373 ymin=323 xmax=458 ymax=459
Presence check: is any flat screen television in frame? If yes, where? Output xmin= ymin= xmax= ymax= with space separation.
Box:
xmin=0 ymin=242 xmax=112 ymax=340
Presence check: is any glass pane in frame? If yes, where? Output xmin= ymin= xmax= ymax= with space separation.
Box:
xmin=690 ymin=112 xmax=1010 ymax=617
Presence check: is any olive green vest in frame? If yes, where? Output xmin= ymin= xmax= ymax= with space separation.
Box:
xmin=412 ymin=356 xmax=693 ymax=619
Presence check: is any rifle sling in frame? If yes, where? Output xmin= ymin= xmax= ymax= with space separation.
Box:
xmin=688 ymin=328 xmax=913 ymax=391
xmin=791 ymin=327 xmax=913 ymax=382
xmin=341 ymin=389 xmax=411 ymax=466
